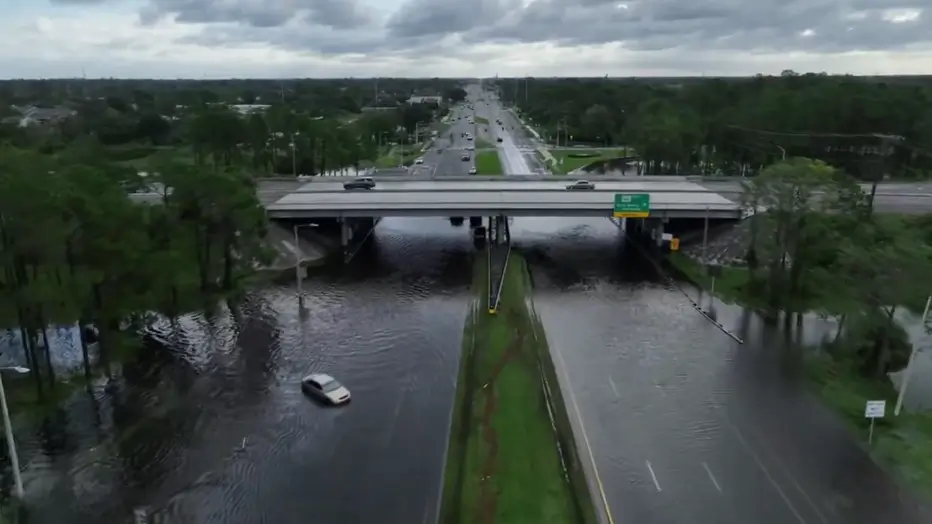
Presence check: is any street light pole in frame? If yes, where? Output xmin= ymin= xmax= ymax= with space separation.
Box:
xmin=293 ymin=225 xmax=310 ymax=310
xmin=290 ymin=132 xmax=298 ymax=178
xmin=0 ymin=366 xmax=30 ymax=499
xmin=894 ymin=294 xmax=931 ymax=416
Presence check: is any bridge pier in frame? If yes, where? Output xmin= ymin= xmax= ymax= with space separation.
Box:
xmin=340 ymin=219 xmax=354 ymax=248
xmin=488 ymin=215 xmax=509 ymax=245
xmin=339 ymin=217 xmax=382 ymax=262
xmin=623 ymin=217 xmax=670 ymax=253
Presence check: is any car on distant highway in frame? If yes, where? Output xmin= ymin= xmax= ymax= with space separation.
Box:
xmin=344 ymin=177 xmax=376 ymax=190
xmin=461 ymin=154 xmax=470 ymax=161
xmin=496 ymin=137 xmax=503 ymax=143
xmin=566 ymin=180 xmax=595 ymax=190
xmin=468 ymin=167 xmax=477 ymax=174
xmin=301 ymin=373 xmax=351 ymax=405
xmin=414 ymin=158 xmax=424 ymax=164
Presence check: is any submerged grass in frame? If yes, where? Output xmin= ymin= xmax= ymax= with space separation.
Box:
xmin=806 ymin=354 xmax=932 ymax=496
xmin=440 ymin=252 xmax=592 ymax=524
xmin=666 ymin=252 xmax=750 ymax=303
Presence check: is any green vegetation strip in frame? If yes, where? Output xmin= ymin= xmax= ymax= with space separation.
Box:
xmin=374 ymin=145 xmax=423 ymax=168
xmin=475 ymin=151 xmax=503 ymax=175
xmin=440 ymin=253 xmax=597 ymax=524
xmin=666 ymin=252 xmax=749 ymax=304
xmin=549 ymin=148 xmax=634 ymax=174
xmin=474 ymin=116 xmax=489 ymax=125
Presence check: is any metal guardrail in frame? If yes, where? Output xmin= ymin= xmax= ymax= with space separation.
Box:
xmin=486 ymin=218 xmax=512 ymax=315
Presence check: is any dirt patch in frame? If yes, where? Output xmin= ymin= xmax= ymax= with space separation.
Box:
xmin=477 ymin=308 xmax=528 ymax=524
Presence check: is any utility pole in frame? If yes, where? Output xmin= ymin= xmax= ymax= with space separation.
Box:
xmin=869 ymin=134 xmax=902 ymax=213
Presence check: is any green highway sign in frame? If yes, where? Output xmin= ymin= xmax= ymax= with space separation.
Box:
xmin=613 ymin=193 xmax=651 ymax=218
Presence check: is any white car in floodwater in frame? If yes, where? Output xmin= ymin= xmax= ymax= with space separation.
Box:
xmin=301 ymin=373 xmax=351 ymax=405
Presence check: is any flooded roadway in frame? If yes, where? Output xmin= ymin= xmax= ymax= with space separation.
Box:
xmin=513 ymin=216 xmax=931 ymax=524
xmin=18 ymin=217 xmax=473 ymax=524
xmin=9 ymin=214 xmax=931 ymax=523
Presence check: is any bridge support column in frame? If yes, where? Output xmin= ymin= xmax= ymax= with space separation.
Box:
xmin=489 ymin=214 xmax=506 ymax=245
xmin=340 ymin=219 xmax=353 ymax=248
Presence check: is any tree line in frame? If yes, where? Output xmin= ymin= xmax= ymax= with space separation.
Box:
xmin=0 ymin=79 xmax=467 ymax=177
xmin=0 ymin=147 xmax=269 ymax=395
xmin=738 ymin=157 xmax=932 ymax=380
xmin=494 ymin=72 xmax=932 ymax=179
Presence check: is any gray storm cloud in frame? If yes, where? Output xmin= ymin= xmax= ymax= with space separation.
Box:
xmin=51 ymin=0 xmax=930 ymax=56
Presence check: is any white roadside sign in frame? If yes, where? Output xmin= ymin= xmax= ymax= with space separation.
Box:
xmin=865 ymin=400 xmax=886 ymax=445
xmin=865 ymin=400 xmax=886 ymax=418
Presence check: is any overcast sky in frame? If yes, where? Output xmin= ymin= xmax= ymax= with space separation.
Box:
xmin=1 ymin=0 xmax=929 ymax=78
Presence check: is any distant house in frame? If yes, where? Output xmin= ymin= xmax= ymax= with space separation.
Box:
xmin=230 ymin=104 xmax=271 ymax=116
xmin=15 ymin=106 xmax=76 ymax=127
xmin=407 ymin=96 xmax=443 ymax=105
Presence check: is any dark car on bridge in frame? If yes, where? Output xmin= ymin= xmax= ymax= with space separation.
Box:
xmin=566 ymin=180 xmax=595 ymax=190
xmin=343 ymin=178 xmax=376 ymax=190
xmin=496 ymin=137 xmax=503 ymax=143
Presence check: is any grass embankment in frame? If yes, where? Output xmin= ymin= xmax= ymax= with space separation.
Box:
xmin=374 ymin=145 xmax=424 ymax=168
xmin=475 ymin=137 xmax=495 ymax=150
xmin=549 ymin=147 xmax=634 ymax=174
xmin=440 ymin=253 xmax=596 ymax=524
xmin=666 ymin=252 xmax=749 ymax=304
xmin=667 ymin=249 xmax=932 ymax=496
xmin=474 ymin=116 xmax=489 ymax=125
xmin=806 ymin=355 xmax=932 ymax=494
xmin=475 ymin=151 xmax=503 ymax=176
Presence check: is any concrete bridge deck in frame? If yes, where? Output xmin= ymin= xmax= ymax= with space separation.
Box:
xmin=266 ymin=187 xmax=741 ymax=219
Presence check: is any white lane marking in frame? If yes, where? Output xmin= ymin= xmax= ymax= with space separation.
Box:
xmin=646 ymin=460 xmax=662 ymax=492
xmin=703 ymin=462 xmax=722 ymax=493
xmin=551 ymin=341 xmax=617 ymax=524
xmin=727 ymin=419 xmax=807 ymax=524
xmin=742 ymin=425 xmax=828 ymax=524
xmin=608 ymin=377 xmax=619 ymax=397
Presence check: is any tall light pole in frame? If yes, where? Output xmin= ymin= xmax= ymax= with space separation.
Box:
xmin=0 ymin=365 xmax=31 ymax=499
xmin=289 ymin=131 xmax=300 ymax=177
xmin=293 ymin=224 xmax=316 ymax=309
xmin=415 ymin=122 xmax=429 ymax=146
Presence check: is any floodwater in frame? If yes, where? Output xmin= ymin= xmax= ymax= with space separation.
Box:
xmin=512 ymin=216 xmax=931 ymax=524
xmin=3 ymin=215 xmax=930 ymax=523
xmin=5 ymin=217 xmax=474 ymax=524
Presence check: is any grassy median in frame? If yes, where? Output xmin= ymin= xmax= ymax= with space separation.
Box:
xmin=550 ymin=147 xmax=634 ymax=174
xmin=475 ymin=150 xmax=503 ymax=175
xmin=439 ymin=252 xmax=596 ymax=524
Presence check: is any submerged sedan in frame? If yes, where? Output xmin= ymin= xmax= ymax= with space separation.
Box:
xmin=301 ymin=373 xmax=351 ymax=405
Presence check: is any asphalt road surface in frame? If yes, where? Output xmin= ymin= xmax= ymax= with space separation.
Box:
xmin=468 ymin=85 xmax=548 ymax=176
xmin=478 ymin=83 xmax=931 ymax=524
xmin=428 ymin=103 xmax=479 ymax=178
xmin=700 ymin=180 xmax=932 ymax=214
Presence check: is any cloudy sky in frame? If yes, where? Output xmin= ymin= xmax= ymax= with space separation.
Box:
xmin=1 ymin=0 xmax=929 ymax=78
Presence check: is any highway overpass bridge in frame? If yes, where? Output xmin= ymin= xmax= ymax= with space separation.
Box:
xmin=128 ymin=175 xmax=932 ymax=215
xmin=264 ymin=179 xmax=743 ymax=219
